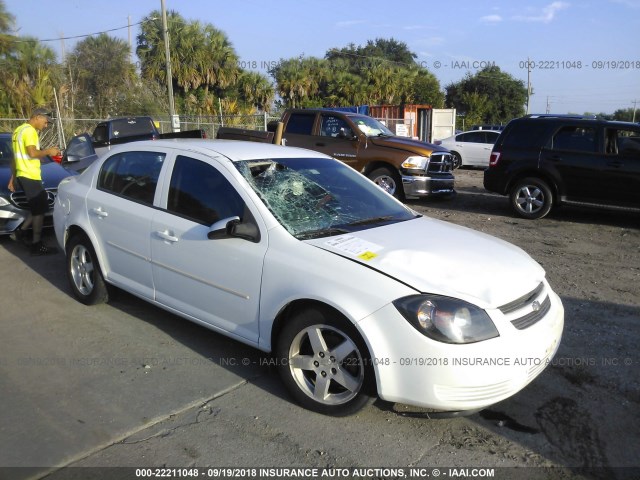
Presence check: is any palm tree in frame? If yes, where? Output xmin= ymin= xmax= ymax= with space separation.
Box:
xmin=2 ymin=38 xmax=57 ymax=116
xmin=137 ymin=11 xmax=240 ymax=101
xmin=238 ymin=71 xmax=275 ymax=111
xmin=66 ymin=33 xmax=135 ymax=117
xmin=0 ymin=0 xmax=15 ymax=55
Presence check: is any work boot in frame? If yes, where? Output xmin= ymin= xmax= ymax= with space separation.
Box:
xmin=30 ymin=241 xmax=57 ymax=256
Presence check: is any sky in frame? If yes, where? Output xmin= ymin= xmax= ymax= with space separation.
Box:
xmin=5 ymin=0 xmax=640 ymax=116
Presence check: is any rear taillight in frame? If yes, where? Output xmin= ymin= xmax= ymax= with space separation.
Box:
xmin=489 ymin=151 xmax=501 ymax=167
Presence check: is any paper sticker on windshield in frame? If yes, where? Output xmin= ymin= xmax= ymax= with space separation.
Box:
xmin=325 ymin=235 xmax=382 ymax=261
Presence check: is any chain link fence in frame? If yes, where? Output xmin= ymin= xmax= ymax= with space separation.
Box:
xmin=0 ymin=113 xmax=280 ymax=150
xmin=1 ymin=113 xmax=423 ymax=151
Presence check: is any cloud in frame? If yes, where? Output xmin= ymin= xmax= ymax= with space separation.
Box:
xmin=335 ymin=20 xmax=367 ymax=28
xmin=480 ymin=14 xmax=503 ymax=23
xmin=514 ymin=2 xmax=570 ymax=23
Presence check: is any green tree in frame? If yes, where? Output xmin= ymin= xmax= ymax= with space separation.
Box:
xmin=237 ymin=71 xmax=275 ymax=111
xmin=137 ymin=11 xmax=239 ymax=102
xmin=272 ymin=39 xmax=443 ymax=109
xmin=270 ymin=56 xmax=330 ymax=108
xmin=612 ymin=107 xmax=636 ymax=122
xmin=446 ymin=65 xmax=527 ymax=124
xmin=1 ymin=38 xmax=58 ymax=116
xmin=410 ymin=67 xmax=445 ymax=107
xmin=326 ymin=38 xmax=417 ymax=70
xmin=0 ymin=0 xmax=15 ymax=55
xmin=65 ymin=33 xmax=137 ymax=118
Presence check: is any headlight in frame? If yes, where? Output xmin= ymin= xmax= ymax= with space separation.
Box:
xmin=0 ymin=196 xmax=10 ymax=207
xmin=401 ymin=155 xmax=429 ymax=170
xmin=393 ymin=295 xmax=499 ymax=344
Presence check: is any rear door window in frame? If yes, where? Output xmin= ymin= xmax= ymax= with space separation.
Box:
xmin=605 ymin=128 xmax=640 ymax=157
xmin=285 ymin=114 xmax=316 ymax=135
xmin=500 ymin=122 xmax=551 ymax=149
xmin=551 ymin=126 xmax=597 ymax=152
xmin=98 ymin=151 xmax=166 ymax=205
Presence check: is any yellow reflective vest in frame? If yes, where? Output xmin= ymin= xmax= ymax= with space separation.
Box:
xmin=12 ymin=123 xmax=42 ymax=181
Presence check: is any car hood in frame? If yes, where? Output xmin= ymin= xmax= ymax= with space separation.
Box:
xmin=0 ymin=161 xmax=75 ymax=195
xmin=305 ymin=217 xmax=545 ymax=308
xmin=368 ymin=135 xmax=449 ymax=154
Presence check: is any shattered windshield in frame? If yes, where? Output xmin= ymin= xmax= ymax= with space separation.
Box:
xmin=350 ymin=115 xmax=394 ymax=137
xmin=234 ymin=157 xmax=417 ymax=239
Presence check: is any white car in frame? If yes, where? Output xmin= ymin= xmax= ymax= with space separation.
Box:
xmin=437 ymin=130 xmax=501 ymax=168
xmin=54 ymin=139 xmax=563 ymax=416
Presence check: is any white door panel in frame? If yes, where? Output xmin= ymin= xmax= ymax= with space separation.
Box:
xmin=86 ymin=191 xmax=154 ymax=298
xmin=150 ymin=213 xmax=266 ymax=342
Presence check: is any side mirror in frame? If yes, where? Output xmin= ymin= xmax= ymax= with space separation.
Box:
xmin=207 ymin=216 xmax=261 ymax=243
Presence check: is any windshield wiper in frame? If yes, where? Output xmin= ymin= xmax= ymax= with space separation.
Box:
xmin=345 ymin=215 xmax=396 ymax=227
xmin=296 ymin=227 xmax=350 ymax=240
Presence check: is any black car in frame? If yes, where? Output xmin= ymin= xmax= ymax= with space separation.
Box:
xmin=483 ymin=116 xmax=640 ymax=219
xmin=0 ymin=132 xmax=75 ymax=234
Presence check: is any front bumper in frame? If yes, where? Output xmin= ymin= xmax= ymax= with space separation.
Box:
xmin=401 ymin=174 xmax=455 ymax=197
xmin=357 ymin=286 xmax=564 ymax=411
xmin=0 ymin=190 xmax=57 ymax=234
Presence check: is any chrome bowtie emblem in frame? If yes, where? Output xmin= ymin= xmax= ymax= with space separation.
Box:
xmin=531 ymin=301 xmax=541 ymax=312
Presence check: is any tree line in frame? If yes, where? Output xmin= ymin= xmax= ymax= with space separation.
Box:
xmin=0 ymin=2 xmax=635 ymax=126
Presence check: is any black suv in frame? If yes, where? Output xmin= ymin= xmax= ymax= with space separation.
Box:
xmin=484 ymin=116 xmax=640 ymax=219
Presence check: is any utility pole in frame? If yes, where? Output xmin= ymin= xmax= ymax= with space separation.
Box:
xmin=161 ymin=0 xmax=179 ymax=132
xmin=546 ymin=96 xmax=551 ymax=114
xmin=633 ymin=99 xmax=638 ymax=123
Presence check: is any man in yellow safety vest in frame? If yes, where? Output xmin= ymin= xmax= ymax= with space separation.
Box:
xmin=9 ymin=108 xmax=61 ymax=255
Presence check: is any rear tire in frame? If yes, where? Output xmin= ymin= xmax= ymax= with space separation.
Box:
xmin=66 ymin=234 xmax=109 ymax=305
xmin=276 ymin=306 xmax=375 ymax=416
xmin=509 ymin=177 xmax=553 ymax=219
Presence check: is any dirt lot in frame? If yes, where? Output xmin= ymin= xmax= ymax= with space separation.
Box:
xmin=1 ymin=168 xmax=638 ymax=480
xmin=404 ymin=169 xmax=640 ymax=477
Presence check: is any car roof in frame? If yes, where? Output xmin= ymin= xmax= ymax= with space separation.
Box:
xmin=458 ymin=130 xmax=503 ymax=134
xmin=510 ymin=117 xmax=639 ymax=128
xmin=106 ymin=138 xmax=332 ymax=162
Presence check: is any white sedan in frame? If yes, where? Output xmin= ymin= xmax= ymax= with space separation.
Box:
xmin=54 ymin=139 xmax=563 ymax=416
xmin=437 ymin=130 xmax=502 ymax=168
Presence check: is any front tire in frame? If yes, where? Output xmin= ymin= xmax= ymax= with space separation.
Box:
xmin=276 ymin=306 xmax=375 ymax=416
xmin=510 ymin=177 xmax=553 ymax=219
xmin=452 ymin=152 xmax=462 ymax=169
xmin=367 ymin=167 xmax=403 ymax=200
xmin=66 ymin=234 xmax=109 ymax=305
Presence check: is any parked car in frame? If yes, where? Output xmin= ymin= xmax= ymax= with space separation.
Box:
xmin=484 ymin=116 xmax=640 ymax=219
xmin=0 ymin=132 xmax=75 ymax=235
xmin=54 ymin=139 xmax=563 ymax=416
xmin=436 ymin=130 xmax=501 ymax=168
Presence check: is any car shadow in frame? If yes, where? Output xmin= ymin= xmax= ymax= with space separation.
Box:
xmin=0 ymin=232 xmax=292 ymax=405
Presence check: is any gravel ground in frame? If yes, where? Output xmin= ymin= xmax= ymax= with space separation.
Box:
xmin=403 ymin=168 xmax=640 ymax=478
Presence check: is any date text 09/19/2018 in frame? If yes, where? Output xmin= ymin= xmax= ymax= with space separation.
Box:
xmin=519 ymin=60 xmax=640 ymax=69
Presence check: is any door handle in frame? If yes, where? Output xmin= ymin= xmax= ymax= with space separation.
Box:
xmin=607 ymin=160 xmax=623 ymax=168
xmin=90 ymin=207 xmax=108 ymax=218
xmin=315 ymin=142 xmax=326 ymax=147
xmin=155 ymin=230 xmax=179 ymax=243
